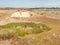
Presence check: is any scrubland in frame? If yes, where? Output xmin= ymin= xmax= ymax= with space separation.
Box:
xmin=0 ymin=9 xmax=60 ymax=45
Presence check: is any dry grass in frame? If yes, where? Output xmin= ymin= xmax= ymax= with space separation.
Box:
xmin=0 ymin=9 xmax=60 ymax=45
xmin=0 ymin=22 xmax=51 ymax=40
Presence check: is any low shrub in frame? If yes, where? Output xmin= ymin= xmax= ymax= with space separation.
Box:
xmin=0 ymin=22 xmax=51 ymax=39
xmin=15 ymin=29 xmax=28 ymax=36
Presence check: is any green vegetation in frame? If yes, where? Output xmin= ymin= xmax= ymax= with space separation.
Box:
xmin=15 ymin=29 xmax=28 ymax=36
xmin=0 ymin=22 xmax=51 ymax=39
xmin=0 ymin=22 xmax=37 ymax=29
xmin=32 ymin=24 xmax=51 ymax=34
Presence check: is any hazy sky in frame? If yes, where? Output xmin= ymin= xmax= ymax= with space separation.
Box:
xmin=0 ymin=0 xmax=60 ymax=8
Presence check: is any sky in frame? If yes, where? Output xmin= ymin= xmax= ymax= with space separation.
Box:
xmin=0 ymin=0 xmax=60 ymax=8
